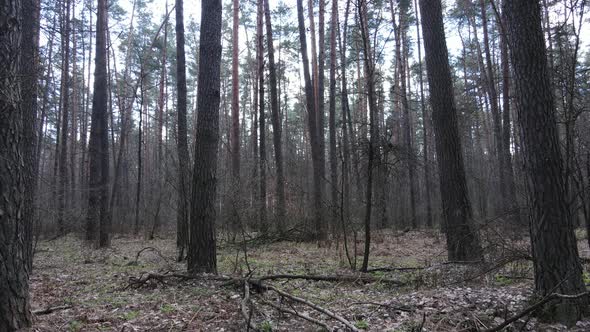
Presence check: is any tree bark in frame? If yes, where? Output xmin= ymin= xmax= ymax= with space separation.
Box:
xmin=188 ymin=0 xmax=222 ymax=274
xmin=503 ymin=0 xmax=586 ymax=324
xmin=22 ymin=0 xmax=40 ymax=271
xmin=0 ymin=0 xmax=33 ymax=328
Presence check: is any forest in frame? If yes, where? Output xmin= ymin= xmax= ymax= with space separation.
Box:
xmin=1 ymin=0 xmax=590 ymax=330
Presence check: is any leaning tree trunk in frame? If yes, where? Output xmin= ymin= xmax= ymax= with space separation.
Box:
xmin=503 ymin=0 xmax=586 ymax=324
xmin=187 ymin=0 xmax=222 ymax=275
xmin=419 ymin=0 xmax=482 ymax=261
xmin=0 ymin=0 xmax=33 ymax=329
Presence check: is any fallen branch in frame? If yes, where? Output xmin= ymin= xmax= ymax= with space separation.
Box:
xmin=484 ymin=291 xmax=590 ymax=332
xmin=124 ymin=271 xmax=368 ymax=330
xmin=263 ymin=283 xmax=360 ymax=332
xmin=366 ymin=266 xmax=424 ymax=273
xmin=123 ymin=272 xmax=229 ymax=290
xmin=241 ymin=279 xmax=257 ymax=331
xmin=125 ymin=271 xmax=406 ymax=290
xmin=130 ymin=246 xmax=170 ymax=265
xmin=351 ymin=301 xmax=414 ymax=312
xmin=257 ymin=273 xmax=406 ymax=286
xmin=262 ymin=298 xmax=331 ymax=330
xmin=33 ymin=305 xmax=73 ymax=315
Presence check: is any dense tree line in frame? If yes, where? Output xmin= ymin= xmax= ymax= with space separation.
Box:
xmin=1 ymin=0 xmax=590 ymax=329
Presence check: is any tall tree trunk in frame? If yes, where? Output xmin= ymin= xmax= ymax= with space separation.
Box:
xmin=151 ymin=4 xmax=169 ymax=240
xmin=87 ymin=0 xmax=111 ymax=247
xmin=256 ymin=0 xmax=267 ymax=230
xmin=80 ymin=1 xmax=93 ymax=210
xmin=70 ymin=5 xmax=78 ymax=211
xmin=414 ymin=0 xmax=433 ymax=228
xmin=187 ymin=0 xmax=222 ymax=275
xmin=499 ymin=0 xmax=520 ymax=225
xmin=479 ymin=0 xmax=506 ymax=211
xmin=134 ymin=69 xmax=144 ymax=235
xmin=22 ymin=0 xmax=40 ymax=271
xmin=110 ymin=0 xmax=137 ymax=231
xmin=317 ymin=0 xmax=327 ymax=234
xmin=419 ymin=0 xmax=482 ymax=261
xmin=397 ymin=1 xmax=417 ymax=229
xmin=229 ymin=0 xmax=240 ymax=234
xmin=175 ymin=0 xmax=190 ymax=260
xmin=264 ymin=0 xmax=286 ymax=234
xmin=58 ymin=0 xmax=72 ymax=234
xmin=339 ymin=0 xmax=353 ymax=245
xmin=328 ymin=0 xmax=339 ymax=234
xmin=359 ymin=0 xmax=377 ymax=272
xmin=503 ymin=0 xmax=586 ymax=323
xmin=297 ymin=0 xmax=325 ymax=240
xmin=0 ymin=0 xmax=33 ymax=329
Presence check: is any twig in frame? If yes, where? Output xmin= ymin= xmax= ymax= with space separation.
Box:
xmin=484 ymin=291 xmax=590 ymax=332
xmin=33 ymin=305 xmax=73 ymax=315
xmin=417 ymin=312 xmax=426 ymax=332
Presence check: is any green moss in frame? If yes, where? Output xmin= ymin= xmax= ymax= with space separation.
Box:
xmin=355 ymin=320 xmax=369 ymax=330
xmin=259 ymin=320 xmax=273 ymax=332
xmin=120 ymin=310 xmax=140 ymax=321
xmin=494 ymin=274 xmax=513 ymax=286
xmin=68 ymin=320 xmax=83 ymax=332
xmin=161 ymin=303 xmax=175 ymax=314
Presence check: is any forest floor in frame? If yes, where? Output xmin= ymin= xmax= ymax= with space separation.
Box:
xmin=27 ymin=229 xmax=590 ymax=331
